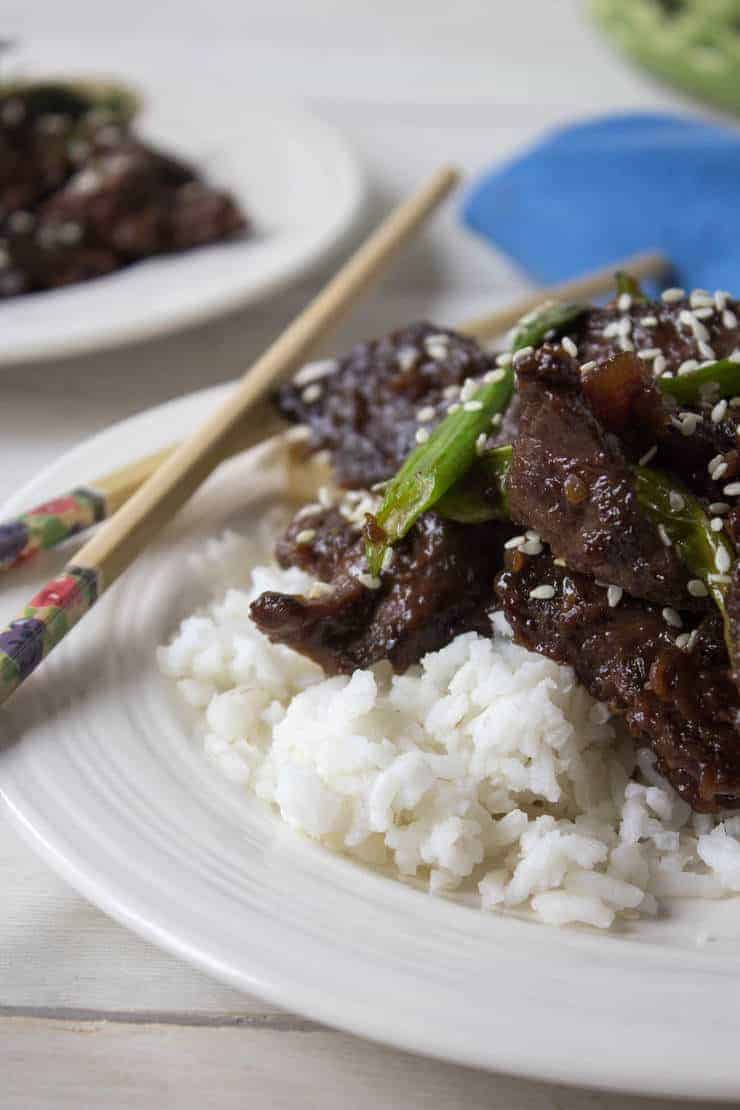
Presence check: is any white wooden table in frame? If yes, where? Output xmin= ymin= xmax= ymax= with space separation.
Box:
xmin=0 ymin=3 xmax=728 ymax=1105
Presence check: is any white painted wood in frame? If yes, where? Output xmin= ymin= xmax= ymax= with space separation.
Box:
xmin=0 ymin=2 xmax=724 ymax=1105
xmin=2 ymin=1017 xmax=728 ymax=1110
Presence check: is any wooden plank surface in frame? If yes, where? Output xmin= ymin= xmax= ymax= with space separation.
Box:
xmin=3 ymin=1016 xmax=729 ymax=1110
xmin=0 ymin=2 xmax=726 ymax=1106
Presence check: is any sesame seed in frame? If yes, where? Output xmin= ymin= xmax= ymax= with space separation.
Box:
xmin=723 ymin=481 xmax=740 ymax=496
xmin=496 ymin=351 xmax=513 ymax=367
xmin=301 ymin=383 xmax=323 ymax=404
xmin=530 ymin=584 xmax=556 ymax=600
xmin=8 ymin=210 xmax=34 ymax=234
xmin=662 ymin=607 xmax=683 ymax=629
xmin=617 ymin=316 xmax=632 ymax=336
xmin=553 ymin=557 xmax=567 ymax=567
xmin=617 ymin=292 xmax=632 ymax=312
xmin=580 ymin=360 xmax=596 ymax=372
xmin=711 ymin=399 xmax=728 ymax=424
xmin=293 ymin=358 xmax=338 ymax=386
xmin=603 ymin=321 xmax=620 ymax=339
xmin=675 ymin=632 xmax=691 ymax=649
xmin=698 ymin=341 xmax=716 ymax=360
xmin=463 ymin=400 xmax=483 ymax=412
xmin=490 ymin=413 xmax=502 ymax=428
xmin=396 ymin=347 xmax=419 ymax=373
xmin=416 ymin=405 xmax=436 ymax=422
xmin=475 ymin=433 xmax=488 ymax=456
xmin=688 ymin=579 xmax=709 ymax=597
xmin=639 ymin=445 xmax=658 ymax=465
xmin=295 ymin=529 xmax=316 ymax=545
xmin=381 ymin=548 xmax=395 ymax=572
xmin=724 ymin=309 xmax=738 ymax=329
xmin=443 ymin=384 xmax=460 ymax=400
xmin=675 ymin=412 xmax=700 ymax=436
xmin=677 ymin=359 xmax=699 ymax=376
xmin=483 ymin=368 xmax=507 ymax=384
xmin=641 ymin=315 xmax=658 ymax=327
xmin=713 ymin=463 xmax=729 ymax=480
xmin=618 ymin=338 xmax=634 ymax=352
xmin=318 ymin=486 xmax=333 ymax=507
xmin=708 ymin=572 xmax=732 ymax=585
xmin=607 ymin=585 xmax=623 ymax=607
xmin=415 ymin=428 xmax=430 ymax=444
xmin=710 ymin=517 xmax=724 ymax=532
xmin=687 ymin=629 xmax=699 ymax=652
xmin=425 ymin=340 xmax=450 ymax=362
xmin=637 ymin=347 xmax=663 ymax=360
xmin=513 ymin=346 xmax=533 ymax=364
xmin=447 ymin=403 xmax=461 ymax=414
xmin=715 ymin=291 xmax=729 ymax=312
xmin=694 ymin=306 xmax=715 ymax=320
xmin=521 ymin=539 xmax=543 ymax=555
xmin=716 ymin=546 xmax=732 ymax=573
xmin=424 ymin=333 xmax=449 ymax=348
xmin=653 ymin=355 xmax=668 ymax=376
xmin=709 ymin=502 xmax=730 ymax=514
xmin=504 ymin=535 xmax=526 ymax=550
xmin=669 ymin=491 xmax=686 ymax=511
xmin=526 ymin=530 xmax=541 ymax=540
xmin=662 ymin=287 xmax=685 ymax=303
xmin=460 ymin=378 xmax=477 ymax=402
xmin=561 ymin=336 xmax=578 ymax=358
xmin=690 ymin=289 xmax=714 ymax=309
xmin=658 ymin=524 xmax=672 ymax=547
xmin=356 ymin=571 xmax=381 ymax=590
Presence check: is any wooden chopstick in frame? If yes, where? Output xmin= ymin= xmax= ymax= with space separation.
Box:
xmin=0 ymin=248 xmax=670 ymax=576
xmin=0 ymin=165 xmax=459 ymax=706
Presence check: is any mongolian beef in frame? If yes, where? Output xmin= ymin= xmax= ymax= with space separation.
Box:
xmin=0 ymin=80 xmax=246 ymax=297
xmin=251 ymin=278 xmax=740 ymax=814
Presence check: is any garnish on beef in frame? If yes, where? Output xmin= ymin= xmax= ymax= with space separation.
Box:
xmin=276 ymin=323 xmax=507 ymax=490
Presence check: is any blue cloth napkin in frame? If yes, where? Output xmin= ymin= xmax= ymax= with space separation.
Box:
xmin=462 ymin=112 xmax=740 ymax=293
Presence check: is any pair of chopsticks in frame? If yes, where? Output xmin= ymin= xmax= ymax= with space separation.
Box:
xmin=0 ymin=162 xmax=669 ymax=706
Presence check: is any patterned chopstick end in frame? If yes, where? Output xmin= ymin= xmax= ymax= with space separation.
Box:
xmin=0 ymin=566 xmax=101 ymax=704
xmin=0 ymin=488 xmax=106 ymax=572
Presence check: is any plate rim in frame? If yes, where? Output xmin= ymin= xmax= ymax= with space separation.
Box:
xmin=3 ymin=385 xmax=740 ymax=1102
xmin=0 ymin=103 xmax=365 ymax=366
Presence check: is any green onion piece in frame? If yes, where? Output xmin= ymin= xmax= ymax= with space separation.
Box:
xmin=615 ymin=270 xmax=647 ymax=302
xmin=510 ymin=300 xmax=588 ymax=353
xmin=658 ymin=359 xmax=740 ymax=405
xmin=634 ymin=465 xmax=736 ymax=656
xmin=364 ymin=372 xmax=514 ymax=576
xmin=436 ymin=445 xmax=512 ymax=523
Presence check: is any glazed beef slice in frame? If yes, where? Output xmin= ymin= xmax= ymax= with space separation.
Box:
xmin=507 ymin=345 xmax=688 ymax=605
xmin=251 ymin=506 xmax=512 ymax=674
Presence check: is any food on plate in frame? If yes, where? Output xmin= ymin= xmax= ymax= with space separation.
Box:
xmin=161 ymin=278 xmax=740 ymax=929
xmin=0 ymin=80 xmax=247 ymax=297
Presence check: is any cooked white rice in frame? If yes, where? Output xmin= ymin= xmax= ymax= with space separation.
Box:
xmin=158 ymin=520 xmax=740 ymax=930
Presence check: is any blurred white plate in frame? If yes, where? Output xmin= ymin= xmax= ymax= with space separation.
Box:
xmin=3 ymin=388 xmax=740 ymax=1100
xmin=0 ymin=104 xmax=364 ymax=364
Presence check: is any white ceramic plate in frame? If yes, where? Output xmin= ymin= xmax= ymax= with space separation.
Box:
xmin=3 ymin=387 xmax=740 ymax=1101
xmin=1 ymin=104 xmax=364 ymax=365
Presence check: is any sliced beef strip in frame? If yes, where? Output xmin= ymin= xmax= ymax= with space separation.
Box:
xmin=496 ymin=549 xmax=740 ymax=813
xmin=251 ymin=506 xmax=513 ymax=674
xmin=507 ymin=344 xmax=689 ymax=605
xmin=275 ymin=323 xmax=506 ymax=490
xmin=572 ymin=297 xmax=740 ymax=374
xmin=2 ymin=137 xmax=246 ymax=295
xmin=573 ymin=298 xmax=740 ymax=497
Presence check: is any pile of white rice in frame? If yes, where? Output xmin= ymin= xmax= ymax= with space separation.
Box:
xmin=158 ymin=519 xmax=740 ymax=931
